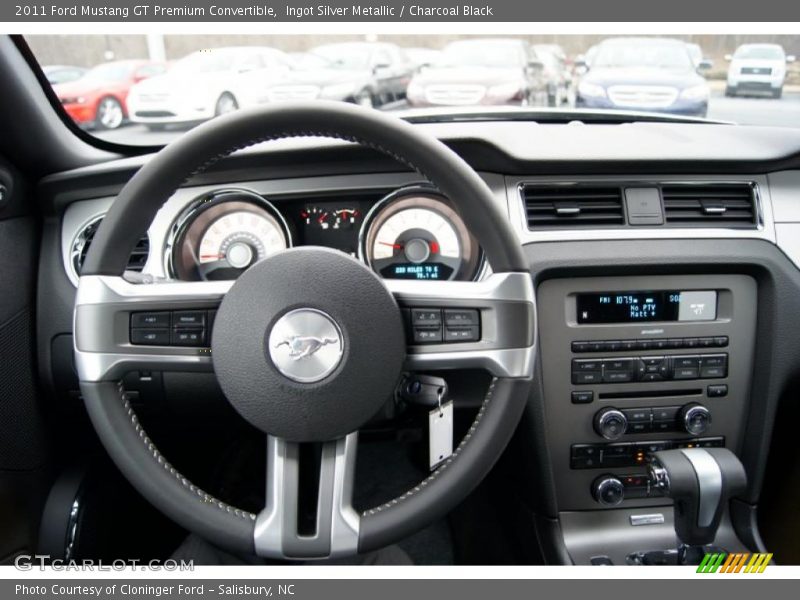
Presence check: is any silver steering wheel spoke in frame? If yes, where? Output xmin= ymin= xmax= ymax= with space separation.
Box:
xmin=255 ymin=433 xmax=360 ymax=560
xmin=74 ymin=275 xmax=231 ymax=382
xmin=386 ymin=271 xmax=536 ymax=378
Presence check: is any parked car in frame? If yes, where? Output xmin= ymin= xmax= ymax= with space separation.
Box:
xmin=42 ymin=64 xmax=86 ymax=85
xmin=53 ymin=60 xmax=165 ymax=130
xmin=575 ymin=37 xmax=710 ymax=117
xmin=533 ymin=44 xmax=571 ymax=105
xmin=405 ymin=47 xmax=443 ymax=70
xmin=725 ymin=43 xmax=796 ymax=98
xmin=307 ymin=42 xmax=414 ymax=107
xmin=258 ymin=49 xmax=411 ymax=107
xmin=406 ymin=38 xmax=546 ymax=107
xmin=127 ymin=47 xmax=294 ymax=130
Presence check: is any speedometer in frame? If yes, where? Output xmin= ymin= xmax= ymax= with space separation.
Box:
xmin=169 ymin=190 xmax=291 ymax=281
xmin=360 ymin=190 xmax=482 ymax=281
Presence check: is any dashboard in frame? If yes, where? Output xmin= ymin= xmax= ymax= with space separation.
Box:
xmin=38 ymin=120 xmax=800 ymax=565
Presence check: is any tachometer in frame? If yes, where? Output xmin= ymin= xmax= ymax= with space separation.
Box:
xmin=169 ymin=190 xmax=291 ymax=281
xmin=360 ymin=190 xmax=482 ymax=281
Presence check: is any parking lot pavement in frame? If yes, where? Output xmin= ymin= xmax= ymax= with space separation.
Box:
xmin=93 ymin=91 xmax=800 ymax=146
xmin=707 ymin=89 xmax=800 ymax=127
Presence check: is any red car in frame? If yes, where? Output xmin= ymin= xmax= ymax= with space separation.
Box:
xmin=53 ymin=60 xmax=166 ymax=130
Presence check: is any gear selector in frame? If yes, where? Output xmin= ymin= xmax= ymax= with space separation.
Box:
xmin=628 ymin=448 xmax=747 ymax=565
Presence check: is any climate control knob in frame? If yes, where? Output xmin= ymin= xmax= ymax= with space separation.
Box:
xmin=679 ymin=403 xmax=712 ymax=436
xmin=593 ymin=407 xmax=628 ymax=440
xmin=592 ymin=475 xmax=625 ymax=506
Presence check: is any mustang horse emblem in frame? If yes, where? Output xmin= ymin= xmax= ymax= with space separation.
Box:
xmin=274 ymin=335 xmax=338 ymax=360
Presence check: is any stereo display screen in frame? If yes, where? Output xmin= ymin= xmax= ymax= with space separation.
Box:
xmin=576 ymin=290 xmax=717 ymax=324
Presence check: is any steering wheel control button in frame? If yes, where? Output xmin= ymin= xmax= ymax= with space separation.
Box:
xmin=408 ymin=307 xmax=481 ymax=344
xmin=172 ymin=310 xmax=206 ymax=327
xmin=268 ymin=308 xmax=344 ymax=384
xmin=212 ymin=247 xmax=405 ymax=442
xmin=130 ymin=311 xmax=170 ymax=328
xmin=171 ymin=329 xmax=206 ymax=347
xmin=444 ymin=309 xmax=479 ymax=326
xmin=130 ymin=328 xmax=170 ymax=345
xmin=411 ymin=308 xmax=442 ymax=325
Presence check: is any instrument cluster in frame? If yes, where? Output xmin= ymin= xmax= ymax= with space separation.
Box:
xmin=167 ymin=186 xmax=484 ymax=283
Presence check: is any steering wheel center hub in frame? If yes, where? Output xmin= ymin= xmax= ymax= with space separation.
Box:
xmin=211 ymin=247 xmax=406 ymax=442
xmin=267 ymin=308 xmax=344 ymax=383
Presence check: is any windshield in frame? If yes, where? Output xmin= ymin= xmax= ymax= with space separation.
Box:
xmin=25 ymin=33 xmax=800 ymax=146
xmin=734 ymin=45 xmax=785 ymax=60
xmin=593 ymin=43 xmax=693 ymax=69
xmin=434 ymin=42 xmax=524 ymax=68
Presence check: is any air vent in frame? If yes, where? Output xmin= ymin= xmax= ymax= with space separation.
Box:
xmin=72 ymin=216 xmax=149 ymax=279
xmin=522 ymin=185 xmax=625 ymax=229
xmin=662 ymin=184 xmax=757 ymax=228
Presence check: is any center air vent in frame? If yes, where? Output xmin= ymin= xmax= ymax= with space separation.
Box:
xmin=522 ymin=185 xmax=625 ymax=229
xmin=71 ymin=216 xmax=149 ymax=280
xmin=662 ymin=184 xmax=757 ymax=228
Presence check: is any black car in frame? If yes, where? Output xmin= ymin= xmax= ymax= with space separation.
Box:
xmin=295 ymin=42 xmax=415 ymax=108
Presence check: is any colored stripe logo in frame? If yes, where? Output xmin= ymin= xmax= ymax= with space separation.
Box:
xmin=697 ymin=552 xmax=773 ymax=573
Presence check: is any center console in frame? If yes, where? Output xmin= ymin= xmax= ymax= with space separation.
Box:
xmin=536 ymin=274 xmax=757 ymax=563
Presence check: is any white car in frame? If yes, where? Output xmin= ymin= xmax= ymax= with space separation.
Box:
xmin=127 ymin=47 xmax=293 ymax=130
xmin=725 ymin=43 xmax=795 ymax=98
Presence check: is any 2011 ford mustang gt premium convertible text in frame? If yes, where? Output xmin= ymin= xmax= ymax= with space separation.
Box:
xmin=2 ymin=33 xmax=800 ymax=567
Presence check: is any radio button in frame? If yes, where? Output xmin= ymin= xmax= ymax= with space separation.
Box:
xmin=666 ymin=338 xmax=685 ymax=349
xmin=636 ymin=340 xmax=654 ymax=350
xmin=573 ymin=371 xmax=601 ymax=385
xmin=621 ymin=340 xmax=638 ymax=351
xmin=641 ymin=373 xmax=665 ymax=382
xmin=683 ymin=338 xmax=700 ymax=348
xmin=571 ymin=341 xmax=590 ymax=353
xmin=603 ymin=370 xmax=633 ymax=383
xmin=588 ymin=341 xmax=605 ymax=352
xmin=707 ymin=384 xmax=728 ymax=398
xmin=698 ymin=337 xmax=716 ymax=348
xmin=628 ymin=422 xmax=651 ymax=434
xmin=604 ymin=340 xmax=622 ymax=352
xmin=603 ymin=358 xmax=635 ymax=371
xmin=571 ymin=391 xmax=594 ymax=404
xmin=713 ymin=336 xmax=729 ymax=347
xmin=674 ymin=355 xmax=700 ymax=368
xmin=573 ymin=359 xmax=602 ymax=371
xmin=653 ymin=339 xmax=670 ymax=350
xmin=700 ymin=366 xmax=727 ymax=379
xmin=674 ymin=367 xmax=700 ymax=380
xmin=701 ymin=354 xmax=728 ymax=368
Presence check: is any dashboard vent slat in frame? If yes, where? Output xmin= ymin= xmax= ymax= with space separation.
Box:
xmin=74 ymin=217 xmax=150 ymax=277
xmin=522 ymin=185 xmax=625 ymax=229
xmin=662 ymin=184 xmax=757 ymax=229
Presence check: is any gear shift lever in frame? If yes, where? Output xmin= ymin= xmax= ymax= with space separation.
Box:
xmin=646 ymin=448 xmax=747 ymax=564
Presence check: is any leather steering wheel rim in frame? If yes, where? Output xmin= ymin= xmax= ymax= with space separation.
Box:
xmin=76 ymin=101 xmax=534 ymax=559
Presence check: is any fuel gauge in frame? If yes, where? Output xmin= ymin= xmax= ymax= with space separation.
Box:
xmin=301 ymin=206 xmax=331 ymax=230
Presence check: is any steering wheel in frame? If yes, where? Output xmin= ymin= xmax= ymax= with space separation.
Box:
xmin=74 ymin=102 xmax=535 ymax=560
